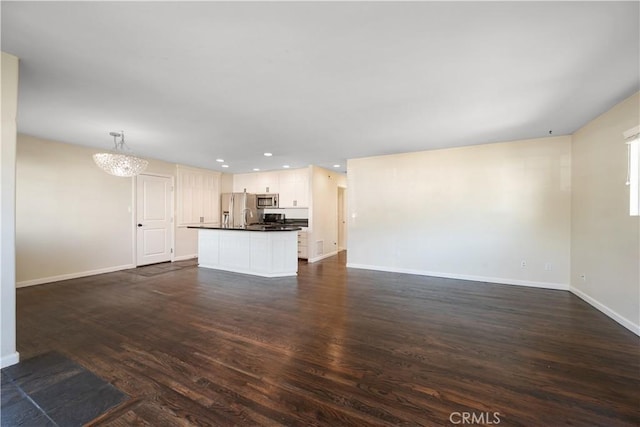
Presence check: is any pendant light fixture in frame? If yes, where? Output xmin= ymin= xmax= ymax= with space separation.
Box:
xmin=93 ymin=131 xmax=148 ymax=177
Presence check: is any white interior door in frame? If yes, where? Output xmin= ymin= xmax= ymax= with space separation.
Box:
xmin=136 ymin=174 xmax=173 ymax=266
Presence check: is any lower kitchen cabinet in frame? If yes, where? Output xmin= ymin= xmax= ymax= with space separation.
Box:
xmin=195 ymin=228 xmax=299 ymax=277
xmin=297 ymin=231 xmax=308 ymax=259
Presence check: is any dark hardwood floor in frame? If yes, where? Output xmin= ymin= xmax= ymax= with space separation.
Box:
xmin=13 ymin=252 xmax=639 ymax=426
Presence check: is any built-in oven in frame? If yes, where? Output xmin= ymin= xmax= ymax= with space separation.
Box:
xmin=256 ymin=193 xmax=279 ymax=208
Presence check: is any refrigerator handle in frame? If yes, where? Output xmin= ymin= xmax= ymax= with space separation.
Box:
xmin=242 ymin=193 xmax=249 ymax=227
xmin=229 ymin=194 xmax=234 ymax=227
xmin=242 ymin=193 xmax=247 ymax=227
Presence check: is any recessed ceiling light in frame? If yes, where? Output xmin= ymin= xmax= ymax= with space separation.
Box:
xmin=253 ymin=168 xmax=260 ymax=171
xmin=282 ymin=165 xmax=290 ymax=168
xmin=333 ymin=164 xmax=341 ymax=168
xmin=221 ymin=164 xmax=229 ymax=168
xmin=216 ymin=158 xmax=224 ymax=163
xmin=263 ymin=152 xmax=273 ymax=157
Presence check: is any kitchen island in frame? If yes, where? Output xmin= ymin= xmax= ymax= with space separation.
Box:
xmin=188 ymin=225 xmax=301 ymax=277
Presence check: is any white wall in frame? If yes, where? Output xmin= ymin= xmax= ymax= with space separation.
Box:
xmin=571 ymin=92 xmax=640 ymax=334
xmin=347 ymin=136 xmax=572 ymax=289
xmin=308 ymin=166 xmax=346 ymax=262
xmin=15 ymin=135 xmax=209 ymax=286
xmin=1 ymin=52 xmax=20 ymax=367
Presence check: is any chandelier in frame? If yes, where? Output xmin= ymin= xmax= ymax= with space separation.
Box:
xmin=93 ymin=131 xmax=148 ymax=177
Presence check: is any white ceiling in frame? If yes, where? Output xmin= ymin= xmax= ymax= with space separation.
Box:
xmin=2 ymin=1 xmax=639 ymax=174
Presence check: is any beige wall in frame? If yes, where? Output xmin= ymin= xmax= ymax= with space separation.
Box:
xmin=1 ymin=52 xmax=20 ymax=367
xmin=15 ymin=135 xmax=203 ymax=286
xmin=571 ymin=92 xmax=640 ymax=334
xmin=308 ymin=166 xmax=346 ymax=262
xmin=347 ymin=136 xmax=572 ymax=289
xmin=17 ymin=135 xmax=133 ymax=284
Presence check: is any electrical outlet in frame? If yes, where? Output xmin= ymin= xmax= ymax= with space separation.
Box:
xmin=544 ymin=262 xmax=553 ymax=271
xmin=580 ymin=274 xmax=587 ymax=282
xmin=521 ymin=260 xmax=527 ymax=268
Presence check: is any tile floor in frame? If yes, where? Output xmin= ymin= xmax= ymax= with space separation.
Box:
xmin=1 ymin=352 xmax=127 ymax=427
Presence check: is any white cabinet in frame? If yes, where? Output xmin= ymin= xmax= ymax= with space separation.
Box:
xmin=233 ymin=173 xmax=255 ymax=193
xmin=278 ymin=168 xmax=309 ymax=208
xmin=232 ymin=168 xmax=309 ymax=207
xmin=197 ymin=228 xmax=299 ymax=277
xmin=295 ymin=168 xmax=309 ymax=207
xmin=297 ymin=230 xmax=308 ymax=259
xmin=201 ymin=172 xmax=219 ymax=222
xmin=278 ymin=172 xmax=293 ymax=207
xmin=255 ymin=172 xmax=279 ymax=194
xmin=177 ymin=166 xmax=221 ymax=225
xmin=232 ymin=172 xmax=278 ymax=193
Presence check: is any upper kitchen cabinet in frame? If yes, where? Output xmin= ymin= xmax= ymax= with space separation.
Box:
xmin=278 ymin=167 xmax=309 ymax=208
xmin=233 ymin=172 xmax=278 ymax=193
xmin=232 ymin=173 xmax=254 ymax=193
xmin=232 ymin=168 xmax=310 ymax=208
xmin=233 ymin=168 xmax=310 ymax=208
xmin=177 ymin=165 xmax=221 ymax=225
xmin=255 ymin=172 xmax=279 ymax=194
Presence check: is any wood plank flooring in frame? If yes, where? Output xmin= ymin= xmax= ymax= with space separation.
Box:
xmin=14 ymin=252 xmax=640 ymax=426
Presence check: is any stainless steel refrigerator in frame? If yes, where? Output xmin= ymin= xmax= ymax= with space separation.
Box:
xmin=221 ymin=193 xmax=258 ymax=228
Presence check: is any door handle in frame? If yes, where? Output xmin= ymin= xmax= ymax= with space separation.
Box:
xmin=137 ymin=223 xmax=143 ymax=227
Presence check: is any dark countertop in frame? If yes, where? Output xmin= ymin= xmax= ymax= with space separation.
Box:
xmin=188 ymin=225 xmax=302 ymax=232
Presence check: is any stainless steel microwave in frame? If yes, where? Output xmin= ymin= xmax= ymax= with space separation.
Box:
xmin=256 ymin=193 xmax=279 ymax=208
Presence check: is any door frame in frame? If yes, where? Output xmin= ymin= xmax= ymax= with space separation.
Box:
xmin=133 ymin=173 xmax=175 ymax=266
xmin=337 ymin=185 xmax=347 ymax=251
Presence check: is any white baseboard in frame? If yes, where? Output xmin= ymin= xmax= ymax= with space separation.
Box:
xmin=345 ymin=263 xmax=570 ymax=291
xmin=308 ymin=251 xmax=339 ymax=264
xmin=16 ymin=264 xmax=136 ymax=288
xmin=570 ymin=286 xmax=640 ymax=336
xmin=1 ymin=351 xmax=20 ymax=368
xmin=173 ymin=254 xmax=198 ymax=262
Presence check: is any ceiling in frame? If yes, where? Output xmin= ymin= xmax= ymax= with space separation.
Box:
xmin=2 ymin=2 xmax=639 ymax=174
